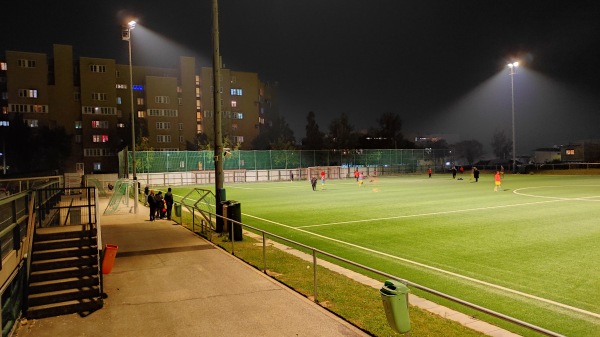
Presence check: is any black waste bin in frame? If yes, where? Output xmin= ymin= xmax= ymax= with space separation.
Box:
xmin=222 ymin=200 xmax=242 ymax=241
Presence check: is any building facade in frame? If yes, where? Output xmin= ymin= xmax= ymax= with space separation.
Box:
xmin=0 ymin=44 xmax=274 ymax=174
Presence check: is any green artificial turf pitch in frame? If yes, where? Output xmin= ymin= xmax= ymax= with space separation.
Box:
xmin=169 ymin=173 xmax=600 ymax=336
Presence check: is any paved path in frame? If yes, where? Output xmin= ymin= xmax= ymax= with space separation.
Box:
xmin=14 ymin=201 xmax=370 ymax=337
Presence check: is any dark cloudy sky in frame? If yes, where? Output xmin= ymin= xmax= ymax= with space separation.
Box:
xmin=2 ymin=1 xmax=600 ymax=155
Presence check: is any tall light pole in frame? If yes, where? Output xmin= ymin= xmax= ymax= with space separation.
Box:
xmin=212 ymin=0 xmax=225 ymax=232
xmin=0 ymin=121 xmax=8 ymax=175
xmin=123 ymin=20 xmax=138 ymax=214
xmin=508 ymin=61 xmax=518 ymax=173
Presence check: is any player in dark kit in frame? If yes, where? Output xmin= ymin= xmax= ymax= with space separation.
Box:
xmin=310 ymin=177 xmax=317 ymax=191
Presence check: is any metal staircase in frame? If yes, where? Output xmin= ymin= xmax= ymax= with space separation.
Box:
xmin=25 ymin=186 xmax=104 ymax=319
xmin=26 ymin=225 xmax=103 ymax=319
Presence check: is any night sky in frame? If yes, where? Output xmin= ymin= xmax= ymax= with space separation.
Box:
xmin=3 ymin=1 xmax=600 ymax=155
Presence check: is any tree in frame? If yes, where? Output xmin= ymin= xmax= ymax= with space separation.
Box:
xmin=454 ymin=139 xmax=484 ymax=164
xmin=491 ymin=129 xmax=512 ymax=159
xmin=376 ymin=112 xmax=404 ymax=149
xmin=5 ymin=113 xmax=72 ymax=174
xmin=326 ymin=113 xmax=357 ymax=150
xmin=251 ymin=115 xmax=296 ymax=150
xmin=301 ymin=111 xmax=324 ymax=150
xmin=36 ymin=126 xmax=72 ymax=172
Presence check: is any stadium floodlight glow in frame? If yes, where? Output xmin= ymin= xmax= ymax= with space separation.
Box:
xmin=123 ymin=19 xmax=138 ymax=214
xmin=507 ymin=61 xmax=519 ymax=173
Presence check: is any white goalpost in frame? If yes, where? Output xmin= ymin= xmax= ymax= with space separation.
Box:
xmin=306 ymin=166 xmax=345 ymax=180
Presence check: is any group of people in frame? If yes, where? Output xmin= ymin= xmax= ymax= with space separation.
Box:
xmin=145 ymin=186 xmax=174 ymax=221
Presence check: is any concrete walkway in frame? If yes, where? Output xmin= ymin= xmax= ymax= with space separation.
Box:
xmin=14 ymin=201 xmax=370 ymax=337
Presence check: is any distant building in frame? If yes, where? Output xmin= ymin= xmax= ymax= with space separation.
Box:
xmin=414 ymin=134 xmax=460 ymax=145
xmin=533 ymin=148 xmax=561 ymax=164
xmin=0 ymin=44 xmax=275 ymax=174
xmin=561 ymin=141 xmax=600 ymax=163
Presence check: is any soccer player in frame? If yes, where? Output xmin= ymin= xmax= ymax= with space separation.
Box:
xmin=358 ymin=173 xmax=364 ymax=187
xmin=494 ymin=171 xmax=502 ymax=191
xmin=310 ymin=176 xmax=317 ymax=191
xmin=428 ymin=167 xmax=432 ymax=178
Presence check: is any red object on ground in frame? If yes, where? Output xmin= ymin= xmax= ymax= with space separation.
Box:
xmin=102 ymin=244 xmax=119 ymax=274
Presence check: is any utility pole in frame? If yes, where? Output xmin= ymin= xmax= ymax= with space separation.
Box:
xmin=212 ymin=0 xmax=225 ymax=231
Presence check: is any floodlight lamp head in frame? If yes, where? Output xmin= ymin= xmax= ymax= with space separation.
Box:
xmin=128 ymin=20 xmax=137 ymax=29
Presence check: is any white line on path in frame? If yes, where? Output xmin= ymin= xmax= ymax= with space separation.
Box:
xmin=243 ymin=209 xmax=600 ymax=319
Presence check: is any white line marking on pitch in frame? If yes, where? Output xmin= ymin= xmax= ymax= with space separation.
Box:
xmin=513 ymin=186 xmax=600 ymax=201
xmin=298 ymin=199 xmax=566 ymax=228
xmin=243 ymin=212 xmax=600 ymax=319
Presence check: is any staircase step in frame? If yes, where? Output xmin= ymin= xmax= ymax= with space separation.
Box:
xmin=32 ymin=247 xmax=98 ymax=261
xmin=26 ymin=298 xmax=103 ymax=320
xmin=29 ymin=276 xmax=99 ymax=295
xmin=35 ymin=228 xmax=97 ymax=242
xmin=33 ymin=238 xmax=97 ymax=252
xmin=30 ymin=266 xmax=97 ymax=283
xmin=28 ymin=287 xmax=101 ymax=307
xmin=31 ymin=256 xmax=97 ymax=272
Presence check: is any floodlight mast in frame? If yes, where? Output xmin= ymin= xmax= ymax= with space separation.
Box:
xmin=124 ymin=19 xmax=138 ymax=214
xmin=212 ymin=0 xmax=226 ymax=232
xmin=508 ymin=61 xmax=518 ymax=173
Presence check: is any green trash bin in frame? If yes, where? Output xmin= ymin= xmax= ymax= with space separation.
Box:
xmin=380 ymin=280 xmax=411 ymax=333
xmin=174 ymin=203 xmax=181 ymax=217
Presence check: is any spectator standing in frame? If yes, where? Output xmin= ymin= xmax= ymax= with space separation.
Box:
xmin=147 ymin=190 xmax=156 ymax=221
xmin=164 ymin=188 xmax=174 ymax=220
xmin=144 ymin=185 xmax=149 ymax=206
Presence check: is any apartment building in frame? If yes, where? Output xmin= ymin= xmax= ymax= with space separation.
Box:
xmin=0 ymin=44 xmax=274 ymax=174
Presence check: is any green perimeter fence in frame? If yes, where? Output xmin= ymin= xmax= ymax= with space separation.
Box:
xmin=123 ymin=149 xmax=452 ymax=175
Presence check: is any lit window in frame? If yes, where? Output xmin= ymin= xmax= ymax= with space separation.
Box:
xmin=566 ymin=149 xmax=575 ymax=155
xmin=24 ymin=119 xmax=38 ymax=127
xmin=133 ymin=85 xmax=144 ymax=91
xmin=92 ymin=121 xmax=109 ymax=128
xmin=137 ymin=110 xmax=146 ymax=118
xmin=17 ymin=59 xmax=36 ymax=68
xmin=231 ymin=100 xmax=237 ymax=108
xmin=0 ymin=62 xmax=7 ymax=70
xmin=230 ymin=88 xmax=243 ymax=96
xmin=91 ymin=93 xmax=107 ymax=101
xmin=89 ymin=65 xmax=106 ymax=73
xmin=116 ymin=97 xmax=122 ymax=104
xmin=137 ymin=98 xmax=144 ymax=105
xmin=18 ymin=89 xmax=38 ymax=98
xmin=92 ymin=135 xmax=109 ymax=143
xmin=75 ymin=121 xmax=82 ymax=129
xmin=155 ymin=96 xmax=170 ymax=104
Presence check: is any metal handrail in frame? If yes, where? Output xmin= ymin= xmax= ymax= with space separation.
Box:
xmin=196 ymin=209 xmax=566 ymax=337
